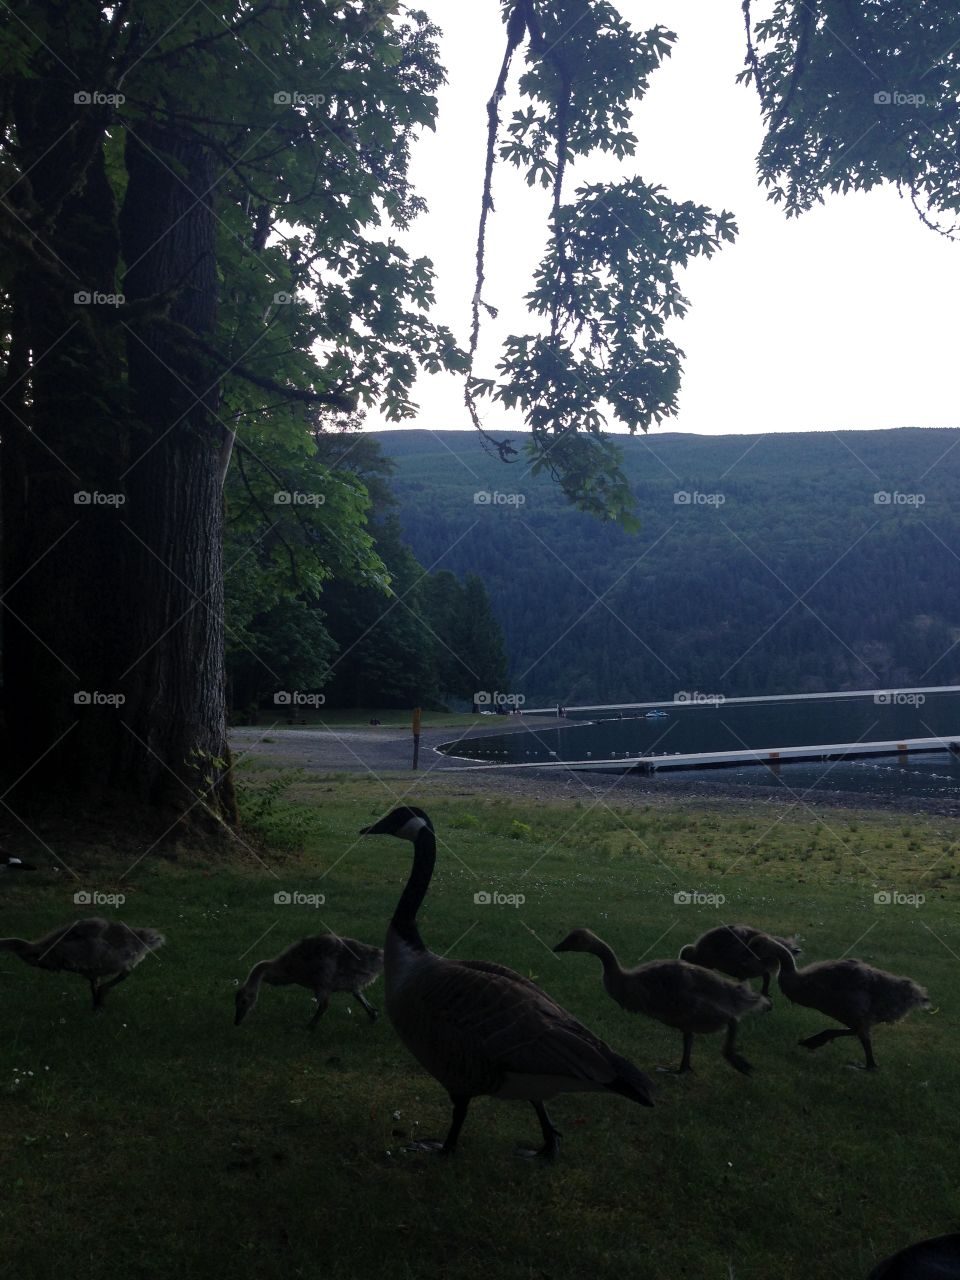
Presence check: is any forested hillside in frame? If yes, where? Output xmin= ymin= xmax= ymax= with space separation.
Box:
xmin=374 ymin=427 xmax=960 ymax=705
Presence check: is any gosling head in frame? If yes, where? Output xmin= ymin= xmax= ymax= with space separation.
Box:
xmin=553 ymin=928 xmax=601 ymax=955
xmin=678 ymin=944 xmax=697 ymax=963
xmin=359 ymin=806 xmax=434 ymax=841
xmin=747 ymin=933 xmax=789 ymax=966
xmin=234 ymin=986 xmax=258 ymax=1026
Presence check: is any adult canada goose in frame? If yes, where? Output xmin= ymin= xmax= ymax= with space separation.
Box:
xmin=865 ymin=1233 xmax=960 ymax=1278
xmin=554 ymin=928 xmax=771 ymax=1075
xmin=234 ymin=934 xmax=383 ymax=1027
xmin=749 ymin=935 xmax=931 ymax=1070
xmin=0 ymin=917 xmax=165 ymax=1010
xmin=679 ymin=923 xmax=802 ymax=997
xmin=360 ymin=806 xmax=654 ymax=1160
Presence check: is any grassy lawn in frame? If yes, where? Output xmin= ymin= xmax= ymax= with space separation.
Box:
xmin=2 ymin=771 xmax=957 ymax=1279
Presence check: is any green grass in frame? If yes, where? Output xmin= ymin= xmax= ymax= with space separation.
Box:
xmin=2 ymin=773 xmax=958 ymax=1279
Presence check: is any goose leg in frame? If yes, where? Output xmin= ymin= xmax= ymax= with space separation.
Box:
xmin=658 ymin=1030 xmax=695 ymax=1074
xmin=853 ymin=1032 xmax=878 ymax=1071
xmin=95 ymin=971 xmax=129 ymax=1008
xmin=88 ymin=977 xmax=101 ymax=1011
xmin=515 ymin=1102 xmax=562 ymax=1161
xmin=354 ymin=990 xmax=378 ymax=1022
xmin=799 ymin=1028 xmax=856 ymax=1052
xmin=408 ymin=1094 xmax=470 ymax=1155
xmin=722 ymin=1019 xmax=753 ymax=1075
xmin=307 ymin=993 xmax=329 ymax=1030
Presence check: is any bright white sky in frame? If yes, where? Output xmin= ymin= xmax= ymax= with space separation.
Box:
xmin=368 ymin=0 xmax=960 ymax=437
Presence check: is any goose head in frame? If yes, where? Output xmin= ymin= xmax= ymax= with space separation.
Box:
xmin=234 ymin=986 xmax=257 ymax=1026
xmin=359 ymin=806 xmax=434 ymax=841
xmin=677 ymin=944 xmax=696 ymax=963
xmin=553 ymin=928 xmax=602 ymax=955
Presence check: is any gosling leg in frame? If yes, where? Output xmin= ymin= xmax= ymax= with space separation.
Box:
xmin=658 ymin=1030 xmax=695 ymax=1074
xmin=354 ymin=989 xmax=378 ymax=1021
xmin=722 ymin=1018 xmax=753 ymax=1075
xmin=307 ymin=992 xmax=329 ymax=1029
xmin=95 ymin=971 xmax=129 ymax=1009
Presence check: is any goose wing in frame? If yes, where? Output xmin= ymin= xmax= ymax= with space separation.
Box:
xmin=390 ymin=955 xmax=652 ymax=1102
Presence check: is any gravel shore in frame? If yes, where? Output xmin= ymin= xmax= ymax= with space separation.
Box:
xmin=230 ymin=722 xmax=960 ymax=819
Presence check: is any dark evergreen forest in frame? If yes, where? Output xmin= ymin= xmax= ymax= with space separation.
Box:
xmin=375 ymin=427 xmax=960 ymax=706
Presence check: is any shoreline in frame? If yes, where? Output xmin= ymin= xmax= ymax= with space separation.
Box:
xmin=230 ymin=723 xmax=960 ymax=820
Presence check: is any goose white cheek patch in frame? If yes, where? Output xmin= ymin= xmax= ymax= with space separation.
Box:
xmin=396 ymin=816 xmax=427 ymax=840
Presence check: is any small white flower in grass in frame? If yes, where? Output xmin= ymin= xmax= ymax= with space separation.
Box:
xmin=392 ymin=1111 xmax=401 ymax=1121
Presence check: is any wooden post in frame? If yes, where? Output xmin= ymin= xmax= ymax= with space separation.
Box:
xmin=412 ymin=707 xmax=422 ymax=770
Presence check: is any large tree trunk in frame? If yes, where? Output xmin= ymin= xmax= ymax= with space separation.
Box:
xmin=1 ymin=21 xmax=234 ymax=833
xmin=117 ymin=122 xmax=235 ymax=826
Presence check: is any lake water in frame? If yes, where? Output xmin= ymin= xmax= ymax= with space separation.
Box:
xmin=438 ymin=690 xmax=960 ymax=801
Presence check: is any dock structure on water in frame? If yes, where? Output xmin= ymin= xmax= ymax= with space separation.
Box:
xmin=441 ymin=685 xmax=960 ymax=773
xmin=627 ymin=736 xmax=960 ymax=775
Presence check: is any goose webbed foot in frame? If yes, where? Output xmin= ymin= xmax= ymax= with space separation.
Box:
xmin=405 ymin=1138 xmax=453 ymax=1155
xmin=723 ymin=1051 xmax=753 ymax=1076
xmin=655 ymin=1064 xmax=693 ymax=1075
xmin=514 ymin=1140 xmax=560 ymax=1161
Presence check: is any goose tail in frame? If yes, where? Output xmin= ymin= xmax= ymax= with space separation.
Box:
xmin=606 ymin=1053 xmax=655 ymax=1107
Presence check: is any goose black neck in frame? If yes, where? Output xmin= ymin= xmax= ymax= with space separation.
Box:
xmin=391 ymin=826 xmax=436 ymax=950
